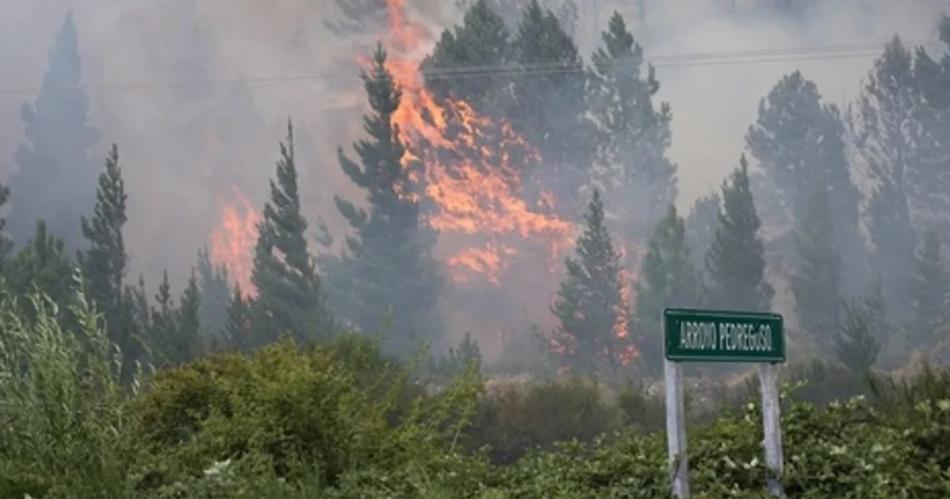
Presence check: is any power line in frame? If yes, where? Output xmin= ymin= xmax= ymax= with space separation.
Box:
xmin=0 ymin=41 xmax=928 ymax=97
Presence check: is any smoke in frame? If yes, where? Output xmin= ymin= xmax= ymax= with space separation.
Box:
xmin=0 ymin=0 xmax=946 ymax=357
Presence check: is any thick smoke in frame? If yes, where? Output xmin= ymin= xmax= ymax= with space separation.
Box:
xmin=0 ymin=0 xmax=946 ymax=359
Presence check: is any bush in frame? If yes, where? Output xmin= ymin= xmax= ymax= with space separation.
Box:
xmin=0 ymin=286 xmax=136 ymax=498
xmin=465 ymin=377 xmax=622 ymax=464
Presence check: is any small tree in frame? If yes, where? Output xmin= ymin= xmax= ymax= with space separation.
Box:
xmin=834 ymin=300 xmax=881 ymax=374
xmin=224 ymin=284 xmax=252 ymax=351
xmin=78 ymin=144 xmax=130 ymax=356
xmin=790 ymin=183 xmax=841 ymax=344
xmin=634 ymin=205 xmax=701 ymax=375
xmin=250 ymin=122 xmax=333 ymax=346
xmin=910 ymin=231 xmax=948 ymax=346
xmin=551 ymin=190 xmax=630 ymax=375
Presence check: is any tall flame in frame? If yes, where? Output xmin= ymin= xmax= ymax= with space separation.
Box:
xmin=209 ymin=187 xmax=260 ymax=296
xmin=381 ymin=0 xmax=573 ymax=285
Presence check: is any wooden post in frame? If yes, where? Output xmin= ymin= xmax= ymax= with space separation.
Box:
xmin=758 ymin=363 xmax=784 ymax=497
xmin=665 ymin=358 xmax=689 ymax=498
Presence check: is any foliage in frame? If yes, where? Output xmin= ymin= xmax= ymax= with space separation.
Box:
xmin=7 ymin=220 xmax=76 ymax=313
xmin=430 ymin=332 xmax=483 ymax=384
xmin=551 ymin=190 xmax=631 ymax=375
xmin=465 ymin=377 xmax=621 ymax=465
xmin=0 ymin=281 xmax=135 ymax=498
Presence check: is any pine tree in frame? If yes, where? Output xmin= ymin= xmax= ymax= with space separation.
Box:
xmin=78 ymin=144 xmax=129 ymax=351
xmin=790 ymin=183 xmax=841 ymax=342
xmin=196 ymin=246 xmax=230 ymax=342
xmin=634 ymin=206 xmax=702 ymax=375
xmin=9 ymin=12 xmax=100 ymax=248
xmin=148 ymin=270 xmax=176 ymax=365
xmin=551 ymin=190 xmax=629 ymax=375
xmin=7 ymin=220 xmax=75 ymax=309
xmin=328 ymin=45 xmax=444 ymax=355
xmin=746 ymin=71 xmax=865 ymax=295
xmin=912 ymin=16 xmax=950 ymax=237
xmin=224 ymin=284 xmax=252 ymax=351
xmin=706 ymin=156 xmax=774 ymax=313
xmin=175 ymin=270 xmax=202 ymax=362
xmin=423 ymin=0 xmax=511 ymax=116
xmin=853 ymin=36 xmax=920 ymax=322
xmin=685 ymin=192 xmax=720 ymax=275
xmin=510 ymin=0 xmax=592 ymax=199
xmin=588 ymin=12 xmax=676 ymax=239
xmin=910 ymin=231 xmax=948 ymax=346
xmin=250 ymin=122 xmax=332 ymax=346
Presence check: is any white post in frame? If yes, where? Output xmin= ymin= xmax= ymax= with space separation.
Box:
xmin=759 ymin=363 xmax=784 ymax=497
xmin=665 ymin=358 xmax=689 ymax=498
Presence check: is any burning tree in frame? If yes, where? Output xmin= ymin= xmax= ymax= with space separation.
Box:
xmin=551 ymin=190 xmax=634 ymax=375
xmin=323 ymin=44 xmax=445 ymax=354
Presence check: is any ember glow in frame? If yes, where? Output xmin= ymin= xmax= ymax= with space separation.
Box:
xmin=382 ymin=0 xmax=573 ymax=285
xmin=209 ymin=187 xmax=260 ymax=296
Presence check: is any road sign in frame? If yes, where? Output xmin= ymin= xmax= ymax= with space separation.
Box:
xmin=664 ymin=308 xmax=784 ymax=363
xmin=662 ymin=308 xmax=786 ymax=498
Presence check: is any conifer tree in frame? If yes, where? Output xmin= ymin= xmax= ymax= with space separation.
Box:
xmin=685 ymin=192 xmax=720 ymax=275
xmin=790 ymin=183 xmax=841 ymax=342
xmin=148 ymin=270 xmax=175 ymax=365
xmin=854 ymin=36 xmax=920 ymax=322
xmin=175 ymin=270 xmax=202 ymax=361
xmin=705 ymin=156 xmax=774 ymax=313
xmin=9 ymin=12 xmax=100 ymax=247
xmin=8 ymin=220 xmax=75 ymax=309
xmin=423 ymin=0 xmax=511 ymax=116
xmin=912 ymin=16 xmax=950 ymax=236
xmin=510 ymin=0 xmax=592 ymax=199
xmin=910 ymin=231 xmax=948 ymax=346
xmin=196 ymin=246 xmax=230 ymax=341
xmin=551 ymin=190 xmax=629 ymax=375
xmin=224 ymin=285 xmax=252 ymax=351
xmin=328 ymin=45 xmax=443 ymax=355
xmin=588 ymin=12 xmax=676 ymax=238
xmin=78 ymin=144 xmax=129 ymax=350
xmin=634 ymin=206 xmax=701 ymax=375
xmin=250 ymin=122 xmax=333 ymax=346
xmin=746 ymin=71 xmax=865 ymax=295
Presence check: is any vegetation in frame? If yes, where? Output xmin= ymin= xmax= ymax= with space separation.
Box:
xmin=1 ymin=3 xmax=950 ymax=497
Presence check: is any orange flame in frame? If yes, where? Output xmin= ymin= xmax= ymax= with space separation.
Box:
xmin=381 ymin=0 xmax=573 ymax=286
xmin=209 ymin=187 xmax=261 ymax=296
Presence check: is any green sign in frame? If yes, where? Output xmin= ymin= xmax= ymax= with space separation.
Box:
xmin=664 ymin=308 xmax=784 ymax=363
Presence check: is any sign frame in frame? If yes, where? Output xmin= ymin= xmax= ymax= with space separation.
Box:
xmin=662 ymin=308 xmax=786 ymax=498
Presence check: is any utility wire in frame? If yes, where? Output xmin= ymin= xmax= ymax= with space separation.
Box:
xmin=0 ymin=40 xmax=929 ymax=97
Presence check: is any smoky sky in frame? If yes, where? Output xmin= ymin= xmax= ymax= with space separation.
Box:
xmin=0 ymin=0 xmax=946 ymax=296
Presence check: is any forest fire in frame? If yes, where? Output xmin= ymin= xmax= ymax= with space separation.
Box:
xmin=382 ymin=0 xmax=573 ymax=285
xmin=209 ymin=187 xmax=260 ymax=296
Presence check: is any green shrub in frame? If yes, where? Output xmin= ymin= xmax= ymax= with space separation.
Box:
xmin=465 ymin=377 xmax=621 ymax=464
xmin=0 ymin=285 xmax=136 ymax=498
